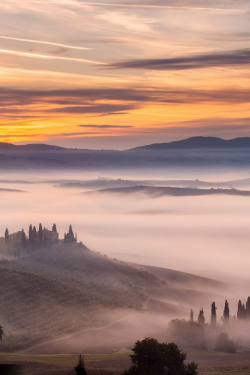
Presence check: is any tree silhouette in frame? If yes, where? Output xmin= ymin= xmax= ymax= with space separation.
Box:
xmin=21 ymin=230 xmax=27 ymax=248
xmin=211 ymin=302 xmax=216 ymax=325
xmin=69 ymin=225 xmax=74 ymax=242
xmin=74 ymin=354 xmax=87 ymax=375
xmin=28 ymin=224 xmax=33 ymax=244
xmin=215 ymin=333 xmax=238 ymax=353
xmin=52 ymin=223 xmax=57 ymax=232
xmin=122 ymin=338 xmax=198 ymax=375
xmin=5 ymin=228 xmax=9 ymax=242
xmin=237 ymin=300 xmax=246 ymax=320
xmin=39 ymin=223 xmax=43 ymax=245
xmin=168 ymin=319 xmax=205 ymax=350
xmin=0 ymin=325 xmax=3 ymax=341
xmin=246 ymin=297 xmax=250 ymax=319
xmin=190 ymin=309 xmax=194 ymax=323
xmin=223 ymin=300 xmax=230 ymax=325
xmin=198 ymin=309 xmax=205 ymax=325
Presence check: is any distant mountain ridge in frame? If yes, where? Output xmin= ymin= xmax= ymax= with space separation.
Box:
xmin=1 ymin=137 xmax=250 ymax=170
xmin=0 ymin=142 xmax=66 ymax=151
xmin=2 ymin=137 xmax=250 ymax=153
xmin=130 ymin=136 xmax=250 ymax=151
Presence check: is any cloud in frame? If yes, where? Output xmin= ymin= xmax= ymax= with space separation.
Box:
xmin=206 ymin=32 xmax=250 ymax=42
xmin=0 ymin=49 xmax=105 ymax=65
xmin=97 ymin=11 xmax=156 ymax=32
xmin=109 ymin=49 xmax=250 ymax=71
xmin=0 ymin=36 xmax=91 ymax=50
xmin=53 ymin=132 xmax=100 ymax=137
xmin=1 ymin=86 xmax=250 ymax=119
xmin=50 ymin=104 xmax=138 ymax=114
xmin=78 ymin=124 xmax=133 ymax=128
xmin=80 ymin=0 xmax=246 ymax=12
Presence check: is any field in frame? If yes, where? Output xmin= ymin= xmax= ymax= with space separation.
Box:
xmin=1 ymin=349 xmax=250 ymax=375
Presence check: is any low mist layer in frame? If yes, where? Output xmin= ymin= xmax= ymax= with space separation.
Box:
xmin=1 ymin=169 xmax=250 ymax=280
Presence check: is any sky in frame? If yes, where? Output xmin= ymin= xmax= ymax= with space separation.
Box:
xmin=0 ymin=0 xmax=250 ymax=150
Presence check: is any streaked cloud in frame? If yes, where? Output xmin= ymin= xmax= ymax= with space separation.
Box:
xmin=1 ymin=87 xmax=250 ymax=111
xmin=81 ymin=1 xmax=245 ymax=12
xmin=0 ymin=36 xmax=91 ymax=50
xmin=50 ymin=103 xmax=138 ymax=114
xmin=78 ymin=124 xmax=133 ymax=128
xmin=110 ymin=49 xmax=250 ymax=71
xmin=0 ymin=49 xmax=106 ymax=65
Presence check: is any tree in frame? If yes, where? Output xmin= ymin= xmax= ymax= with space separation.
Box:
xmin=28 ymin=224 xmax=33 ymax=244
xmin=168 ymin=319 xmax=205 ymax=350
xmin=223 ymin=300 xmax=230 ymax=325
xmin=5 ymin=228 xmax=9 ymax=242
xmin=246 ymin=297 xmax=250 ymax=319
xmin=21 ymin=230 xmax=27 ymax=248
xmin=69 ymin=225 xmax=74 ymax=242
xmin=190 ymin=309 xmax=194 ymax=323
xmin=32 ymin=226 xmax=37 ymax=249
xmin=211 ymin=302 xmax=216 ymax=325
xmin=122 ymin=338 xmax=198 ymax=375
xmin=198 ymin=308 xmax=205 ymax=325
xmin=215 ymin=333 xmax=238 ymax=353
xmin=52 ymin=223 xmax=57 ymax=232
xmin=0 ymin=325 xmax=3 ymax=341
xmin=237 ymin=300 xmax=246 ymax=320
xmin=39 ymin=223 xmax=43 ymax=245
xmin=74 ymin=354 xmax=87 ymax=375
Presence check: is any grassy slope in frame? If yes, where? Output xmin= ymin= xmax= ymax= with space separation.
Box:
xmin=0 ymin=243 xmax=228 ymax=352
xmin=0 ymin=243 xmax=160 ymax=350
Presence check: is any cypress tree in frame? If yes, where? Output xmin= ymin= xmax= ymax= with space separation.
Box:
xmin=190 ymin=309 xmax=194 ymax=323
xmin=223 ymin=300 xmax=230 ymax=325
xmin=21 ymin=230 xmax=27 ymax=248
xmin=32 ymin=226 xmax=37 ymax=248
xmin=0 ymin=324 xmax=3 ymax=341
xmin=237 ymin=300 xmax=246 ymax=320
xmin=246 ymin=297 xmax=250 ymax=319
xmin=39 ymin=223 xmax=43 ymax=245
xmin=198 ymin=308 xmax=205 ymax=325
xmin=211 ymin=302 xmax=217 ymax=325
xmin=69 ymin=225 xmax=74 ymax=242
xmin=5 ymin=228 xmax=9 ymax=242
xmin=74 ymin=354 xmax=87 ymax=375
xmin=28 ymin=224 xmax=33 ymax=244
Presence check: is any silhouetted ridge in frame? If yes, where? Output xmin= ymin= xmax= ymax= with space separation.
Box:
xmin=0 ymin=142 xmax=66 ymax=151
xmin=129 ymin=137 xmax=250 ymax=151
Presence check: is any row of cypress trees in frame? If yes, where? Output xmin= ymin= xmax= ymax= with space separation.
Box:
xmin=4 ymin=223 xmax=57 ymax=248
xmin=192 ymin=297 xmax=250 ymax=325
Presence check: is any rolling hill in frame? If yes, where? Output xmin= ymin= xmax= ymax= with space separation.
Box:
xmin=84 ymin=186 xmax=250 ymax=198
xmin=130 ymin=136 xmax=250 ymax=151
xmin=0 ymin=242 xmax=229 ymax=353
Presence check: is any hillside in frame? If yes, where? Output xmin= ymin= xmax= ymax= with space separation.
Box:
xmin=0 ymin=243 xmax=229 ymax=353
xmin=130 ymin=136 xmax=250 ymax=151
xmin=0 ymin=243 xmax=158 ymax=351
xmin=85 ymin=186 xmax=250 ymax=197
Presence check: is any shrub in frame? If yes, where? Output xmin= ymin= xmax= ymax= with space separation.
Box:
xmin=215 ymin=333 xmax=238 ymax=353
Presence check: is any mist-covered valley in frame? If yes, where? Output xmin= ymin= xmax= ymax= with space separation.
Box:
xmin=1 ymin=169 xmax=250 ymax=278
xmin=1 ymin=167 xmax=250 ymax=361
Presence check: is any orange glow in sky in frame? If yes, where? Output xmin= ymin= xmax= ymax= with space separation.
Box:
xmin=0 ymin=0 xmax=250 ymax=149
